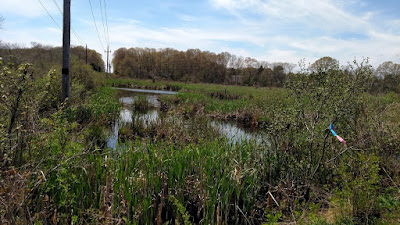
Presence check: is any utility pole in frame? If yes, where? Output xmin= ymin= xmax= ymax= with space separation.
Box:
xmin=105 ymin=45 xmax=111 ymax=77
xmin=86 ymin=44 xmax=88 ymax=64
xmin=108 ymin=47 xmax=111 ymax=75
xmin=62 ymin=0 xmax=71 ymax=107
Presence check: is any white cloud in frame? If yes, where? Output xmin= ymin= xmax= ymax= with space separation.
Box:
xmin=1 ymin=0 xmax=399 ymax=69
xmin=0 ymin=0 xmax=58 ymax=18
xmin=106 ymin=15 xmax=400 ymax=67
xmin=0 ymin=27 xmax=61 ymax=47
xmin=211 ymin=0 xmax=374 ymax=33
xmin=207 ymin=0 xmax=400 ymax=66
xmin=109 ymin=20 xmax=266 ymax=50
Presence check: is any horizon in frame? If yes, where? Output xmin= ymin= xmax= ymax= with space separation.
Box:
xmin=1 ymin=0 xmax=400 ymax=68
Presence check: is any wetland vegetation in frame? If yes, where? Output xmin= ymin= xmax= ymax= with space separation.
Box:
xmin=1 ymin=44 xmax=400 ymax=224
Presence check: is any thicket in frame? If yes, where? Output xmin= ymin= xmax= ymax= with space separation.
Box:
xmin=112 ymin=47 xmax=292 ymax=87
xmin=1 ymin=42 xmax=399 ymax=224
xmin=0 ymin=42 xmax=105 ymax=75
xmin=112 ymin=48 xmax=400 ymax=95
xmin=0 ymin=44 xmax=121 ymax=223
xmin=108 ymin=59 xmax=400 ymax=224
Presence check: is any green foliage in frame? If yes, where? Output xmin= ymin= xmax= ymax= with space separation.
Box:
xmin=108 ymin=77 xmax=291 ymax=124
xmin=0 ymin=62 xmax=40 ymax=164
xmin=133 ymin=95 xmax=152 ymax=112
xmin=334 ymin=152 xmax=381 ymax=224
xmin=263 ymin=210 xmax=282 ymax=225
xmin=39 ymin=68 xmax=62 ymax=112
xmin=2 ymin=51 xmax=400 ymax=225
xmin=309 ymin=56 xmax=339 ymax=73
xmin=0 ymin=43 xmax=105 ymax=75
xmin=111 ymin=47 xmax=293 ymax=86
xmin=86 ymin=87 xmax=120 ymax=120
xmin=169 ymin=195 xmax=192 ymax=225
xmin=26 ymin=88 xmax=120 ymax=223
xmin=71 ymin=57 xmax=105 ymax=91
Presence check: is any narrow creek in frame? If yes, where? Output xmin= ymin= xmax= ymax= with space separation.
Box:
xmin=107 ymin=88 xmax=267 ymax=149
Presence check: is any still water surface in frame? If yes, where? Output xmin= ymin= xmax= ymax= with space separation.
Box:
xmin=107 ymin=88 xmax=266 ymax=149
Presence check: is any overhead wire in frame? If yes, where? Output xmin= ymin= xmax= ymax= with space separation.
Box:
xmin=101 ymin=0 xmax=111 ymax=73
xmin=51 ymin=0 xmax=86 ymax=46
xmin=103 ymin=0 xmax=110 ymax=45
xmin=37 ymin=0 xmax=112 ymax=71
xmin=36 ymin=0 xmax=62 ymax=31
xmin=88 ymin=0 xmax=106 ymax=52
xmin=98 ymin=0 xmax=109 ymax=46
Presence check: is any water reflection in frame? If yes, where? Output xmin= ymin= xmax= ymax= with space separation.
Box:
xmin=210 ymin=121 xmax=267 ymax=145
xmin=107 ymin=88 xmax=266 ymax=149
xmin=114 ymin=87 xmax=177 ymax=95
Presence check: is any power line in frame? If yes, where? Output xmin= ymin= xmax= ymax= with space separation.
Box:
xmin=88 ymin=0 xmax=105 ymax=52
xmin=98 ymin=0 xmax=109 ymax=46
xmin=103 ymin=0 xmax=111 ymax=74
xmin=37 ymin=0 xmax=62 ymax=31
xmin=103 ymin=0 xmax=110 ymax=45
xmin=71 ymin=27 xmax=85 ymax=46
xmin=51 ymin=0 xmax=86 ymax=46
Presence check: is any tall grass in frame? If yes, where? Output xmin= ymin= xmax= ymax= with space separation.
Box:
xmin=3 ymin=73 xmax=400 ymax=224
xmin=43 ymin=136 xmax=270 ymax=224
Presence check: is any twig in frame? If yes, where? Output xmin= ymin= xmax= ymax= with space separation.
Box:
xmin=235 ymin=204 xmax=253 ymax=225
xmin=326 ymin=147 xmax=350 ymax=163
xmin=382 ymin=166 xmax=400 ymax=189
xmin=267 ymin=191 xmax=280 ymax=208
xmin=289 ymin=206 xmax=297 ymax=224
xmin=310 ymin=131 xmax=330 ymax=180
xmin=40 ymin=170 xmax=46 ymax=182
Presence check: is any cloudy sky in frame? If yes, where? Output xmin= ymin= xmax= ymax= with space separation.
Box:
xmin=1 ymin=0 xmax=399 ymax=67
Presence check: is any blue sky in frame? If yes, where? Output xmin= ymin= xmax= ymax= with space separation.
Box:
xmin=1 ymin=0 xmax=400 ymax=68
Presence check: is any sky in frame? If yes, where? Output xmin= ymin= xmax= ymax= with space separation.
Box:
xmin=1 ymin=0 xmax=400 ymax=68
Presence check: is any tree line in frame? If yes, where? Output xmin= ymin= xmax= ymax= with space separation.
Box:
xmin=0 ymin=42 xmax=398 ymax=93
xmin=112 ymin=47 xmax=296 ymax=87
xmin=0 ymin=42 xmax=104 ymax=75
xmin=113 ymin=47 xmax=400 ymax=93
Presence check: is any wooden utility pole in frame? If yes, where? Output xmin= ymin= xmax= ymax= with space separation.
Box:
xmin=105 ymin=45 xmax=111 ymax=77
xmin=62 ymin=0 xmax=71 ymax=107
xmin=108 ymin=46 xmax=111 ymax=75
xmin=86 ymin=44 xmax=88 ymax=64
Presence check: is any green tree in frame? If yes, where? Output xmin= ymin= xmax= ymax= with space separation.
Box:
xmin=270 ymin=59 xmax=372 ymax=203
xmin=374 ymin=61 xmax=400 ymax=92
xmin=309 ymin=56 xmax=339 ymax=73
xmin=375 ymin=61 xmax=400 ymax=78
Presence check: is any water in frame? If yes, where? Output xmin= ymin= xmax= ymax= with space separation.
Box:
xmin=107 ymin=88 xmax=266 ymax=149
xmin=113 ymin=87 xmax=178 ymax=95
xmin=210 ymin=121 xmax=267 ymax=145
xmin=107 ymin=90 xmax=164 ymax=149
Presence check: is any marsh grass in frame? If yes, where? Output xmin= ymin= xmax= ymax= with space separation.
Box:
xmin=108 ymin=78 xmax=292 ymax=124
xmin=3 ymin=70 xmax=400 ymax=224
xmin=133 ymin=95 xmax=152 ymax=112
xmin=15 ymin=76 xmax=399 ymax=224
xmin=109 ymin=137 xmax=266 ymax=224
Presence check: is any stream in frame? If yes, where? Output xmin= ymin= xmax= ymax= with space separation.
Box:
xmin=107 ymin=88 xmax=267 ymax=149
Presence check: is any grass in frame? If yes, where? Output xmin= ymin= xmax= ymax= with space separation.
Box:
xmin=3 ymin=74 xmax=400 ymax=224
xmin=104 ymin=77 xmax=400 ymax=224
xmin=133 ymin=95 xmax=153 ymax=112
xmin=108 ymin=77 xmax=292 ymax=124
